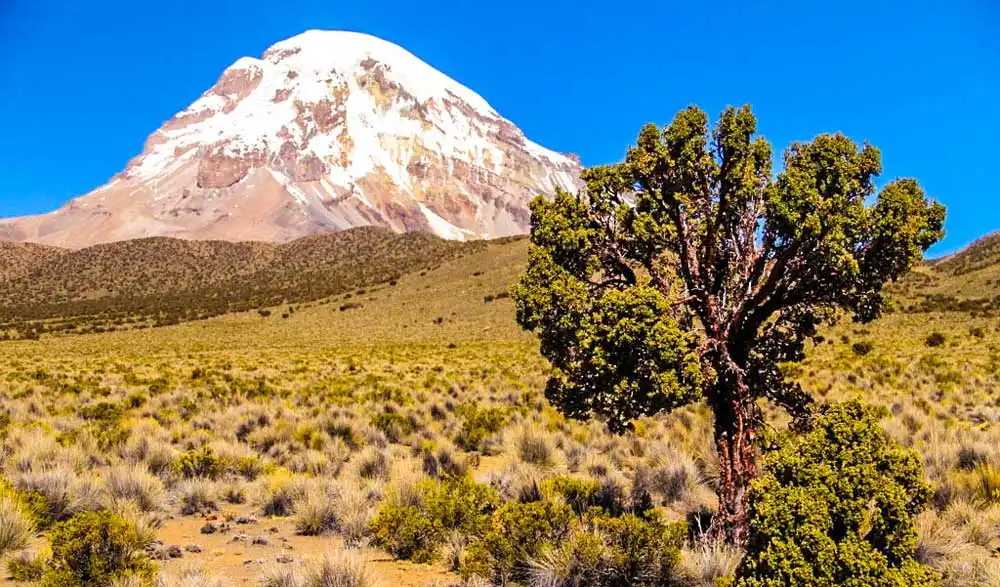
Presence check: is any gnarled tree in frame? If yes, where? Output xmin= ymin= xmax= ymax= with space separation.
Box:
xmin=511 ymin=105 xmax=945 ymax=543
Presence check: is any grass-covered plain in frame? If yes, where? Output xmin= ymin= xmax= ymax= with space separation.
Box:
xmin=1 ymin=236 xmax=1000 ymax=586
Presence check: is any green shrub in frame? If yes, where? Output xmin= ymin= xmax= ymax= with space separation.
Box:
xmin=7 ymin=551 xmax=46 ymax=582
xmin=542 ymin=476 xmax=601 ymax=515
xmin=462 ymin=500 xmax=574 ymax=585
xmin=970 ymin=463 xmax=1000 ymax=503
xmin=851 ymin=341 xmax=874 ymax=356
xmin=590 ymin=514 xmax=686 ymax=586
xmin=370 ymin=412 xmax=414 ymax=442
xmin=76 ymin=401 xmax=129 ymax=449
xmin=734 ymin=401 xmax=940 ymax=587
xmin=422 ymin=475 xmax=500 ymax=537
xmin=42 ymin=510 xmax=155 ymax=587
xmin=370 ymin=476 xmax=499 ymax=563
xmin=370 ymin=504 xmax=438 ymax=563
xmin=456 ymin=406 xmax=507 ymax=451
xmin=173 ymin=447 xmax=225 ymax=479
xmin=0 ymin=477 xmax=52 ymax=529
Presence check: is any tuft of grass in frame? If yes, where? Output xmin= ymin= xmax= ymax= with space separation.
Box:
xmin=0 ymin=494 xmax=34 ymax=557
xmin=103 ymin=464 xmax=166 ymax=512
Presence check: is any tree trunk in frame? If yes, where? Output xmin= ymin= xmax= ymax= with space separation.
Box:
xmin=708 ymin=393 xmax=757 ymax=546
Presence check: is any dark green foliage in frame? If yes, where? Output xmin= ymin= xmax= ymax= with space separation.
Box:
xmin=735 ymin=401 xmax=940 ymax=587
xmin=925 ymin=332 xmax=947 ymax=347
xmin=42 ymin=511 xmax=155 ymax=587
xmin=851 ymin=341 xmax=874 ymax=356
xmin=462 ymin=500 xmax=574 ymax=584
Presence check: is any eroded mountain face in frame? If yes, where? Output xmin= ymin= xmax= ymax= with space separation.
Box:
xmin=1 ymin=30 xmax=582 ymax=248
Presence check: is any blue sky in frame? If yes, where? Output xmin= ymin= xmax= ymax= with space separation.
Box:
xmin=1 ymin=0 xmax=997 ymax=255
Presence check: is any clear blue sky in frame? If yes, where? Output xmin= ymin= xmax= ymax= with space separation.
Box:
xmin=1 ymin=0 xmax=997 ymax=254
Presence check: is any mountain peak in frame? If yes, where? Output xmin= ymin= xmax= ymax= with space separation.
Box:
xmin=0 ymin=31 xmax=582 ymax=248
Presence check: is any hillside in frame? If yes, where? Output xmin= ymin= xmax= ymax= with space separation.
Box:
xmin=889 ymin=232 xmax=1000 ymax=313
xmin=0 ymin=227 xmax=483 ymax=337
xmin=0 ymin=241 xmax=67 ymax=281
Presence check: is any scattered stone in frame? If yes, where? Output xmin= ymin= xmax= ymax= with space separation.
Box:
xmin=231 ymin=533 xmax=249 ymax=543
xmin=243 ymin=559 xmax=254 ymax=566
xmin=269 ymin=526 xmax=281 ymax=534
xmin=167 ymin=545 xmax=183 ymax=559
xmin=200 ymin=523 xmax=218 ymax=535
xmin=252 ymin=536 xmax=269 ymax=546
xmin=276 ymin=554 xmax=295 ymax=564
xmin=185 ymin=544 xmax=204 ymax=553
xmin=236 ymin=515 xmax=259 ymax=525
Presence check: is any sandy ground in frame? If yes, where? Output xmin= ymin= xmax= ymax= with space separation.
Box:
xmin=1 ymin=502 xmax=460 ymax=587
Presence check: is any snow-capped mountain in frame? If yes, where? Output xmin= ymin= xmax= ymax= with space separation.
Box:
xmin=0 ymin=30 xmax=582 ymax=248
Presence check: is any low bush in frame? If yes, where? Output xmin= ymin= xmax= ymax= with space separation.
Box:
xmin=456 ymin=406 xmax=507 ymax=452
xmin=734 ymin=401 xmax=940 ymax=586
xmin=7 ymin=551 xmax=46 ymax=582
xmin=926 ymin=332 xmax=947 ymax=348
xmin=369 ymin=504 xmax=437 ymax=563
xmin=41 ymin=510 xmax=156 ymax=587
xmin=851 ymin=341 xmax=874 ymax=356
xmin=371 ymin=475 xmax=500 ymax=563
xmin=173 ymin=447 xmax=225 ymax=480
xmin=461 ymin=500 xmax=574 ymax=585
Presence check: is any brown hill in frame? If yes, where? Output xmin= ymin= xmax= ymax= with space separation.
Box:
xmin=0 ymin=242 xmax=67 ymax=281
xmin=0 ymin=227 xmax=483 ymax=337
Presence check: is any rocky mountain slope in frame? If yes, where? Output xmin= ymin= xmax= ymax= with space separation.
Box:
xmin=0 ymin=30 xmax=582 ymax=248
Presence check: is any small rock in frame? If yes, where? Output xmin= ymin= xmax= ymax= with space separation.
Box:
xmin=252 ymin=536 xmax=269 ymax=546
xmin=200 ymin=523 xmax=218 ymax=535
xmin=236 ymin=515 xmax=258 ymax=525
xmin=243 ymin=559 xmax=254 ymax=566
xmin=149 ymin=548 xmax=170 ymax=561
xmin=276 ymin=554 xmax=294 ymax=564
xmin=167 ymin=545 xmax=183 ymax=559
xmin=269 ymin=526 xmax=280 ymax=534
xmin=231 ymin=533 xmax=249 ymax=543
xmin=185 ymin=544 xmax=204 ymax=553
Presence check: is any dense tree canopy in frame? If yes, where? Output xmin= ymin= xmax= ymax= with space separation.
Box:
xmin=512 ymin=104 xmax=945 ymax=542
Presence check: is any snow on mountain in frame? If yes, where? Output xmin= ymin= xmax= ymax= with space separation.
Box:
xmin=0 ymin=30 xmax=583 ymax=248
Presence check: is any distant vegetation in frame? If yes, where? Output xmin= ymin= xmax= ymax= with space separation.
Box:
xmin=0 ymin=227 xmax=488 ymax=339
